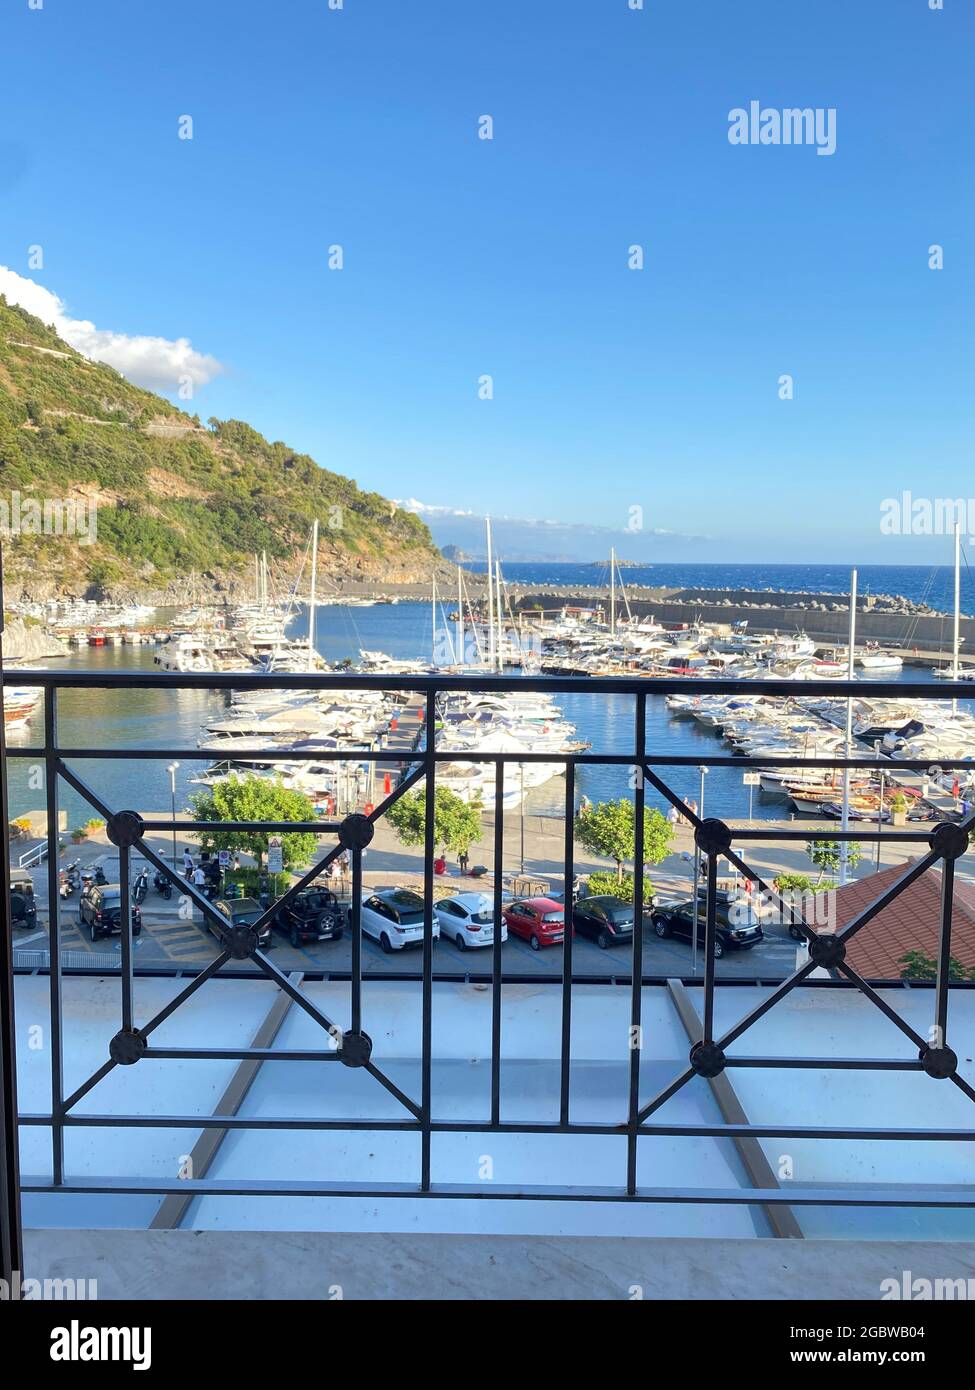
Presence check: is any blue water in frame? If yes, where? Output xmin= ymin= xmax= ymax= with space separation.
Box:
xmin=464 ymin=561 xmax=975 ymax=619
xmin=8 ymin=598 xmax=971 ymax=831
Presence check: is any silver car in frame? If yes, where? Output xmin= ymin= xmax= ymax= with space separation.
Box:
xmin=434 ymin=892 xmax=508 ymax=951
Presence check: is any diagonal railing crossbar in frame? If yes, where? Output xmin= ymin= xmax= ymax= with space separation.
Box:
xmin=52 ymin=754 xmax=427 ymax=1121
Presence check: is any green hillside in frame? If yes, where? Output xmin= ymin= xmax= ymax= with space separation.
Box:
xmin=0 ymin=296 xmax=439 ymax=597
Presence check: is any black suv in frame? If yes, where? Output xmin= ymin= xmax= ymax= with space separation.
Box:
xmin=572 ymin=894 xmax=635 ymax=950
xmin=11 ymin=887 xmax=37 ymax=932
xmin=274 ymin=887 xmax=344 ymax=947
xmin=650 ymin=895 xmax=763 ymax=958
xmin=79 ymin=884 xmax=143 ymax=942
xmin=209 ymin=897 xmax=272 ymax=949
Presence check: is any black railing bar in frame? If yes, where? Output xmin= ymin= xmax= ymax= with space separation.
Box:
xmin=420 ymin=697 xmax=436 ymax=1190
xmin=833 ymin=963 xmax=933 ymax=1054
xmin=627 ymin=697 xmax=647 ymax=1195
xmin=18 ymin=1113 xmax=975 ymax=1141
xmin=247 ymin=949 xmax=345 ymax=1044
xmin=143 ymin=1047 xmax=341 ymax=1061
xmin=723 ymin=1056 xmax=925 ymax=1070
xmin=714 ymin=957 xmax=819 ymax=1053
xmin=126 ymin=950 xmax=232 ymax=1049
xmin=635 ymin=1063 xmax=697 ymax=1124
xmin=490 ymin=761 xmax=504 ymax=1127
xmin=836 ymin=852 xmax=941 ymax=947
xmin=730 ymin=829 xmax=940 ymax=843
xmin=139 ymin=820 xmax=340 ymax=834
xmin=702 ymin=853 xmax=718 ymax=1041
xmin=559 ymin=764 xmax=575 ymax=1128
xmin=363 ymin=1061 xmax=424 ymax=1121
xmin=119 ymin=844 xmax=133 ymax=1032
xmin=721 ymin=843 xmax=815 ymax=941
xmin=935 ymin=857 xmax=956 ymax=1044
xmin=11 ymin=668 xmax=975 ymax=699
xmin=60 ymin=1058 xmax=118 ymax=1115
xmin=20 ymin=746 xmax=975 ymax=771
xmin=43 ymin=688 xmax=64 ymax=1186
xmin=16 ymin=964 xmax=975 ymax=989
xmin=949 ymin=1071 xmax=975 ymax=1106
xmin=350 ymin=845 xmax=362 ymax=1035
xmin=18 ymin=1176 xmax=975 ymax=1206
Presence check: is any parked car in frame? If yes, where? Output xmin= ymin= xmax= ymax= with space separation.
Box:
xmin=274 ymin=887 xmax=343 ymax=947
xmin=209 ymin=896 xmax=272 ymax=949
xmin=351 ymin=888 xmax=440 ymax=953
xmin=572 ymin=893 xmax=635 ymax=950
xmin=11 ymin=886 xmax=37 ymax=931
xmin=650 ymin=896 xmax=763 ymax=958
xmin=433 ymin=892 xmax=507 ymax=950
xmin=502 ymin=896 xmax=568 ymax=951
xmin=78 ymin=883 xmax=142 ymax=942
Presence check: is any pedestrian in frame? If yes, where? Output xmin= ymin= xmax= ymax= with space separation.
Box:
xmin=192 ymin=864 xmax=207 ymax=893
xmin=434 ymin=854 xmax=446 ymax=876
xmin=666 ymin=805 xmax=679 ymax=827
xmin=458 ymin=850 xmax=469 ymax=876
xmin=579 ymin=794 xmax=592 ymax=814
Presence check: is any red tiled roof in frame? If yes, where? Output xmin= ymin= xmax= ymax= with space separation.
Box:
xmin=830 ymin=859 xmax=975 ymax=980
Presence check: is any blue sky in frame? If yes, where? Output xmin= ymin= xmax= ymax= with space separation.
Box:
xmin=0 ymin=0 xmax=972 ymax=563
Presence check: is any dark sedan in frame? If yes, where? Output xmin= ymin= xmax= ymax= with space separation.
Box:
xmin=209 ymin=897 xmax=273 ymax=949
xmin=572 ymin=894 xmax=635 ymax=950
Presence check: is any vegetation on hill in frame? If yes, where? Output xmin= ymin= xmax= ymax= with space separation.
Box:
xmin=0 ymin=296 xmax=440 ymax=596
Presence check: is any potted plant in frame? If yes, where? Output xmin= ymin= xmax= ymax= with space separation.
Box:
xmin=889 ymin=791 xmax=908 ymax=827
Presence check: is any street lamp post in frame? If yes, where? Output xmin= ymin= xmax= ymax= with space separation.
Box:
xmin=166 ymin=763 xmax=179 ymax=870
xmin=519 ymin=764 xmax=525 ymax=874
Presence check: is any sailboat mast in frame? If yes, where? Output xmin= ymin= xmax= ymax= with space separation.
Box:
xmin=432 ymin=576 xmax=438 ymax=664
xmin=486 ymin=516 xmax=495 ymax=670
xmin=307 ymin=519 xmax=318 ymax=672
xmin=610 ymin=546 xmax=616 ymax=638
xmin=953 ymin=522 xmax=961 ymax=711
xmin=495 ymin=559 xmax=504 ymax=671
xmin=839 ymin=567 xmax=857 ymax=886
xmin=457 ymin=564 xmax=464 ymax=667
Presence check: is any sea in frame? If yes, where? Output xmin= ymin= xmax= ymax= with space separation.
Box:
xmin=7 ymin=562 xmax=975 ymax=832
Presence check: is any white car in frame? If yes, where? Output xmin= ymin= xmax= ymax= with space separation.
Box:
xmin=434 ymin=892 xmax=508 ymax=951
xmin=352 ymin=888 xmax=440 ymax=953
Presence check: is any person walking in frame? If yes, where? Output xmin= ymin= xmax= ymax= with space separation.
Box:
xmin=183 ymin=846 xmax=195 ymax=881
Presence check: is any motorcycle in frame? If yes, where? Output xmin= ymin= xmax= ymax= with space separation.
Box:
xmin=58 ymin=860 xmax=81 ymax=899
xmin=133 ymin=867 xmax=149 ymax=905
xmin=93 ymin=864 xmax=108 ymax=886
xmin=153 ymin=868 xmax=173 ymax=901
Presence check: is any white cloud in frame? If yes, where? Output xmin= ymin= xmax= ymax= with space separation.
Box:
xmin=0 ymin=266 xmax=222 ymax=392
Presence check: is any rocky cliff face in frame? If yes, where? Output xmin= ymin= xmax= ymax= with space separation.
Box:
xmin=2 ymin=616 xmax=68 ymax=661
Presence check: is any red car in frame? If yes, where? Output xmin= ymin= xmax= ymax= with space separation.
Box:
xmin=502 ymin=896 xmax=568 ymax=951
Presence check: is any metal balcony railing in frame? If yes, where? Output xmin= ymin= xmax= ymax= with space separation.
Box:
xmin=1 ymin=669 xmax=974 ymax=1268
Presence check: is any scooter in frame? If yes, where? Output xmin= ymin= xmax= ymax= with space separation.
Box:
xmin=133 ymin=867 xmax=149 ymax=905
xmin=93 ymin=864 xmax=108 ymax=886
xmin=153 ymin=868 xmax=173 ymax=901
xmin=59 ymin=860 xmax=81 ymax=899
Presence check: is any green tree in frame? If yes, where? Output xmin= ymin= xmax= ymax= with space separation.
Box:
xmin=387 ymin=786 xmax=483 ymax=859
xmin=584 ymin=869 xmax=653 ymax=904
xmin=806 ymin=839 xmax=861 ymax=883
xmin=189 ymin=774 xmax=317 ymax=870
xmin=899 ymin=949 xmax=971 ymax=982
xmin=575 ymin=799 xmax=674 ymax=882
